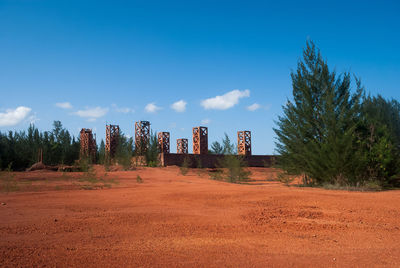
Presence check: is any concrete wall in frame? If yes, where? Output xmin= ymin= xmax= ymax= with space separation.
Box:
xmin=159 ymin=153 xmax=276 ymax=168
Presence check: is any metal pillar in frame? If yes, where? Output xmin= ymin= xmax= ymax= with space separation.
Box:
xmin=237 ymin=130 xmax=251 ymax=155
xmin=80 ymin=128 xmax=96 ymax=161
xmin=106 ymin=124 xmax=120 ymax=158
xmin=193 ymin=126 xmax=208 ymax=154
xmin=177 ymin=138 xmax=188 ymax=154
xmin=158 ymin=132 xmax=170 ymax=154
xmin=135 ymin=121 xmax=150 ymax=155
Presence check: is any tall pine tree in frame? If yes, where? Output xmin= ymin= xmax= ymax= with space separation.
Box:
xmin=274 ymin=41 xmax=363 ymax=185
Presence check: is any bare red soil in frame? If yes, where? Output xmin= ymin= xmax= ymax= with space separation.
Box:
xmin=1 ymin=166 xmax=400 ymax=267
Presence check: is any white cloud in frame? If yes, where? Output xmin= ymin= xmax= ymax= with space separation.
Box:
xmin=247 ymin=103 xmax=261 ymax=111
xmin=171 ymin=100 xmax=187 ymax=112
xmin=0 ymin=106 xmax=32 ymax=127
xmin=145 ymin=102 xmax=161 ymax=113
xmin=73 ymin=107 xmax=108 ymax=121
xmin=117 ymin=107 xmax=133 ymax=113
xmin=112 ymin=104 xmax=134 ymax=114
xmin=201 ymin=89 xmax=250 ymax=110
xmin=28 ymin=114 xmax=39 ymax=124
xmin=201 ymin=119 xmax=211 ymax=125
xmin=55 ymin=102 xmax=72 ymax=109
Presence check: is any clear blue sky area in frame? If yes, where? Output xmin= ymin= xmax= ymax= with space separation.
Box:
xmin=1 ymin=0 xmax=399 ymax=154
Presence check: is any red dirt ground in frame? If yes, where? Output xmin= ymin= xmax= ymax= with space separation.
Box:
xmin=1 ymin=166 xmax=400 ymax=267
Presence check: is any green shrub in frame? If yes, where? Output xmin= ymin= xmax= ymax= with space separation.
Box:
xmin=180 ymin=157 xmax=191 ymax=175
xmin=209 ymin=168 xmax=223 ymax=181
xmin=277 ymin=172 xmax=295 ymax=186
xmin=216 ymin=155 xmax=251 ymax=183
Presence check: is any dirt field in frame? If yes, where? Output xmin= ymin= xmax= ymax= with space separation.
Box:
xmin=1 ymin=166 xmax=400 ymax=267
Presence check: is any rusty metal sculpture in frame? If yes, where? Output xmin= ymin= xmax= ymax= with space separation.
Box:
xmin=177 ymin=138 xmax=188 ymax=154
xmin=193 ymin=126 xmax=208 ymax=154
xmin=237 ymin=130 xmax=251 ymax=155
xmin=158 ymin=132 xmax=170 ymax=154
xmin=106 ymin=125 xmax=120 ymax=158
xmin=135 ymin=121 xmax=150 ymax=155
xmin=80 ymin=128 xmax=96 ymax=161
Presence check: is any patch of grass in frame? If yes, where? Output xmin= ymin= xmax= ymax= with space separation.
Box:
xmin=293 ymin=179 xmax=384 ymax=192
xmin=77 ymin=157 xmax=91 ymax=172
xmin=277 ymin=172 xmax=295 ymax=186
xmin=61 ymin=171 xmax=69 ymax=181
xmin=108 ymin=178 xmax=120 ymax=185
xmin=320 ymin=181 xmax=383 ymax=192
xmin=147 ymin=161 xmax=158 ymax=167
xmin=79 ymin=166 xmax=98 ymax=183
xmin=81 ymin=185 xmax=95 ymax=190
xmin=0 ymin=163 xmax=19 ymax=193
xmin=209 ymin=168 xmax=224 ymax=181
xmin=78 ymin=166 xmax=119 ymax=189
xmin=216 ymin=155 xmax=251 ymax=183
xmin=195 ymin=157 xmax=204 ymax=176
xmin=117 ymin=154 xmax=132 ymax=170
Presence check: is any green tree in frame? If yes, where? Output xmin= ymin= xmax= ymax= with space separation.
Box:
xmin=357 ymin=95 xmax=400 ymax=186
xmin=115 ymin=133 xmax=134 ymax=169
xmin=210 ymin=141 xmax=224 ymax=154
xmin=274 ymin=41 xmax=363 ymax=186
xmin=222 ymin=133 xmax=236 ymax=155
xmin=145 ymin=131 xmax=159 ymax=167
xmin=98 ymin=139 xmax=106 ymax=164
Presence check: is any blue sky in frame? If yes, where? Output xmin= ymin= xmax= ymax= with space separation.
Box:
xmin=1 ymin=0 xmax=399 ymax=154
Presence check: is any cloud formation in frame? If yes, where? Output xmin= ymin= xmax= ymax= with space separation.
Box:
xmin=201 ymin=89 xmax=250 ymax=110
xmin=0 ymin=106 xmax=32 ymax=127
xmin=171 ymin=100 xmax=187 ymax=112
xmin=73 ymin=107 xmax=109 ymax=121
xmin=55 ymin=102 xmax=72 ymax=109
xmin=247 ymin=103 xmax=261 ymax=111
xmin=116 ymin=107 xmax=133 ymax=113
xmin=201 ymin=119 xmax=211 ymax=125
xmin=145 ymin=103 xmax=161 ymax=113
xmin=112 ymin=104 xmax=134 ymax=114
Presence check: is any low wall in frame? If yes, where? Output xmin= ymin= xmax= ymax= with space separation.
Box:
xmin=159 ymin=153 xmax=276 ymax=168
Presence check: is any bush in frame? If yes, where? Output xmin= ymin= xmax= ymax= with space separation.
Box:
xmin=277 ymin=172 xmax=295 ymax=186
xmin=216 ymin=155 xmax=251 ymax=183
xmin=180 ymin=157 xmax=191 ymax=175
xmin=77 ymin=156 xmax=91 ymax=172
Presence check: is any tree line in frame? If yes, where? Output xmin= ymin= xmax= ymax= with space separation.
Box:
xmin=0 ymin=121 xmax=80 ymax=170
xmin=0 ymin=122 xmax=159 ymax=171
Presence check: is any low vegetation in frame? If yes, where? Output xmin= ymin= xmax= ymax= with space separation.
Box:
xmin=180 ymin=157 xmax=191 ymax=175
xmin=210 ymin=134 xmax=251 ymax=183
xmin=0 ymin=164 xmax=19 ymax=193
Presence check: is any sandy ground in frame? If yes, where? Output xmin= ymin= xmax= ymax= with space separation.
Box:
xmin=1 ymin=166 xmax=400 ymax=267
